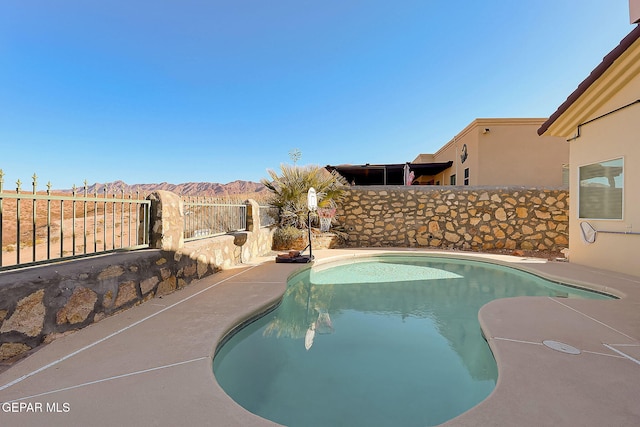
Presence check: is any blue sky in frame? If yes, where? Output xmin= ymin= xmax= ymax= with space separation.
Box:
xmin=0 ymin=1 xmax=634 ymax=189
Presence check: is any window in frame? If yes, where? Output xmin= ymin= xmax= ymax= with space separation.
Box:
xmin=579 ymin=158 xmax=623 ymax=219
xmin=562 ymin=164 xmax=569 ymax=187
xmin=450 ymin=174 xmax=456 ymax=185
xmin=464 ymin=168 xmax=469 ymax=185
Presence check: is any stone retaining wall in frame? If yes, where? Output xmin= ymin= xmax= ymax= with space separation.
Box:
xmin=0 ymin=194 xmax=274 ymax=362
xmin=336 ymin=186 xmax=569 ymax=251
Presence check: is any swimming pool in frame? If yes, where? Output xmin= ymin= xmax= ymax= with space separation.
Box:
xmin=213 ymin=255 xmax=610 ymax=427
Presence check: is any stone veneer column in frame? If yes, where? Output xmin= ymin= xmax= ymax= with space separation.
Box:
xmin=147 ymin=190 xmax=184 ymax=251
xmin=244 ymin=199 xmax=261 ymax=231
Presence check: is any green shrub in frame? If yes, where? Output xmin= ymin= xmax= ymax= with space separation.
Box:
xmin=261 ymin=164 xmax=347 ymax=229
xmin=272 ymin=226 xmax=307 ymax=251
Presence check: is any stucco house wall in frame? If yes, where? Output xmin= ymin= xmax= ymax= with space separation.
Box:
xmin=539 ymin=24 xmax=640 ymax=278
xmin=414 ymin=118 xmax=568 ymax=187
xmin=476 ymin=119 xmax=568 ymax=187
xmin=567 ymin=92 xmax=640 ymax=277
xmin=428 ymin=120 xmax=480 ymax=186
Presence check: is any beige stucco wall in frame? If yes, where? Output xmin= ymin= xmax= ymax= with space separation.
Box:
xmin=542 ymin=33 xmax=640 ymax=278
xmin=431 ymin=122 xmax=480 ymax=186
xmin=475 ymin=120 xmax=568 ymax=186
xmin=631 ymin=0 xmax=640 ymax=24
xmin=414 ymin=119 xmax=568 ymax=187
xmin=565 ymin=75 xmax=640 ymax=278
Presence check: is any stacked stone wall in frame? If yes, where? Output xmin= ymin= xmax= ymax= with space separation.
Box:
xmin=336 ymin=186 xmax=568 ymax=251
xmin=0 ymin=195 xmax=275 ymax=362
xmin=0 ymin=250 xmax=214 ymax=361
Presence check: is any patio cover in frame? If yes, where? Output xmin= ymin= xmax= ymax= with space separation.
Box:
xmin=326 ymin=162 xmax=453 ymax=185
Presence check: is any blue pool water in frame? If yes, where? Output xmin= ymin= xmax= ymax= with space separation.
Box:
xmin=213 ymin=255 xmax=610 ymax=427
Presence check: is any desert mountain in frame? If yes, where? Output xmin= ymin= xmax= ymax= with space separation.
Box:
xmin=62 ymin=180 xmax=267 ymax=198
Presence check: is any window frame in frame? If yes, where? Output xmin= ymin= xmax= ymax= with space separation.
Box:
xmin=577 ymin=156 xmax=624 ymax=221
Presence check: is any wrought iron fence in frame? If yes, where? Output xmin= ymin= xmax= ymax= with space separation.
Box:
xmin=183 ymin=197 xmax=247 ymax=241
xmin=0 ymin=171 xmax=151 ymax=271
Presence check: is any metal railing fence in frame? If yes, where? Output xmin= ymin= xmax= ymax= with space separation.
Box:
xmin=183 ymin=197 xmax=247 ymax=241
xmin=0 ymin=171 xmax=151 ymax=271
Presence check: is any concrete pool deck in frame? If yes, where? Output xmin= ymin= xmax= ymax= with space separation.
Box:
xmin=0 ymin=248 xmax=639 ymax=426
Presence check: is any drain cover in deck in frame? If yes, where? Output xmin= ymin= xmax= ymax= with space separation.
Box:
xmin=543 ymin=340 xmax=581 ymax=355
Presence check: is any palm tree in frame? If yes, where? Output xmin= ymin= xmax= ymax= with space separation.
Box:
xmin=261 ymin=164 xmax=347 ymax=229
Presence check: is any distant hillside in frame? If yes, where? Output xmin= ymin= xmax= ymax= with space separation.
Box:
xmin=61 ymin=180 xmax=268 ymax=199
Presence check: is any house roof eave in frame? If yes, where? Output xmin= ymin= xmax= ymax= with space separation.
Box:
xmin=538 ymin=24 xmax=640 ymax=136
